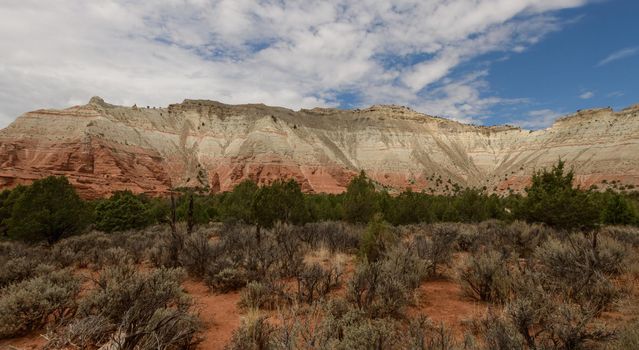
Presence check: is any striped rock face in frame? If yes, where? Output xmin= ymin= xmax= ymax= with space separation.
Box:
xmin=1 ymin=97 xmax=638 ymax=198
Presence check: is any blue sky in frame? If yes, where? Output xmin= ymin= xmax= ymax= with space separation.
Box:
xmin=0 ymin=0 xmax=637 ymax=129
xmin=483 ymin=0 xmax=639 ymax=127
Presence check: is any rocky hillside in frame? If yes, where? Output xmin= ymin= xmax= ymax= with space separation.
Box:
xmin=1 ymin=97 xmax=638 ymax=198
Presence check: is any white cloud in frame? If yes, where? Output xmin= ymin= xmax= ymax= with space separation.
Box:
xmin=412 ymin=71 xmax=517 ymax=124
xmin=0 ymin=0 xmax=589 ymax=128
xmin=510 ymin=109 xmax=563 ymax=129
xmin=607 ymin=91 xmax=624 ymax=98
xmin=579 ymin=91 xmax=595 ymax=99
xmin=597 ymin=47 xmax=639 ymax=67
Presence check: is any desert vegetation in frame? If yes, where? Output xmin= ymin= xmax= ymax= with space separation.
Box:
xmin=0 ymin=161 xmax=638 ymax=349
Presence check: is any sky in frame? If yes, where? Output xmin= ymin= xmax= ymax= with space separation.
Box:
xmin=0 ymin=0 xmax=637 ymax=129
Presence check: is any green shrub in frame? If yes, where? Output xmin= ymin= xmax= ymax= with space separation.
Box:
xmin=479 ymin=265 xmax=618 ymax=350
xmin=252 ymin=179 xmax=309 ymax=229
xmin=347 ymin=261 xmax=410 ymax=318
xmin=533 ymin=233 xmax=626 ymax=314
xmin=176 ymin=192 xmax=216 ymax=225
xmin=227 ymin=314 xmax=277 ymax=350
xmin=203 ymin=223 xmax=311 ymax=292
xmin=100 ymin=247 xmax=133 ymax=267
xmin=206 ymin=267 xmax=249 ymax=293
xmin=516 ymin=161 xmax=599 ymax=231
xmin=0 ymin=270 xmax=80 ymax=338
xmin=382 ymin=243 xmax=428 ymax=290
xmin=415 ymin=224 xmax=459 ymax=276
xmin=219 ymin=180 xmax=258 ymax=225
xmin=542 ymin=303 xmax=615 ymax=349
xmin=295 ymin=262 xmax=342 ymax=304
xmin=271 ymin=300 xmax=473 ymax=350
xmin=612 ymin=320 xmax=639 ymax=350
xmin=359 ymin=214 xmax=394 ymax=262
xmin=332 ymin=316 xmax=402 ymax=350
xmin=602 ymin=225 xmax=639 ymax=247
xmin=459 ymin=249 xmax=512 ymax=303
xmin=0 ymin=257 xmax=56 ymax=289
xmin=78 ymin=266 xmax=189 ymax=322
xmin=501 ymin=221 xmax=550 ymax=259
xmin=535 ymin=234 xmax=626 ymax=287
xmin=44 ymin=315 xmax=113 ymax=349
xmin=50 ymin=232 xmax=115 ymax=269
xmin=180 ymin=230 xmax=221 ymax=278
xmin=602 ymin=193 xmax=638 ymax=225
xmin=5 ymin=176 xmax=89 ymax=243
xmin=406 ymin=316 xmax=462 ymax=350
xmin=0 ymin=188 xmax=18 ymax=237
xmin=343 ymin=171 xmax=380 ymax=224
xmin=94 ymin=191 xmax=153 ymax=233
xmin=76 ymin=265 xmax=200 ymax=349
xmin=479 ymin=312 xmax=525 ymax=350
xmin=455 ymin=224 xmax=480 ymax=252
xmin=272 ymin=223 xmax=306 ymax=277
xmin=130 ymin=307 xmax=201 ymax=350
xmin=239 ymin=281 xmax=290 ymax=310
xmin=385 ymin=189 xmax=435 ymax=225
xmin=301 ymin=221 xmax=361 ymax=253
xmin=147 ymin=229 xmax=182 ymax=268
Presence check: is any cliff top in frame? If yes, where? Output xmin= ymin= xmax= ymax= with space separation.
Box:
xmin=11 ymin=96 xmax=638 ymax=134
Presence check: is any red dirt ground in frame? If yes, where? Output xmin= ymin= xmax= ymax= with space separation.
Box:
xmin=0 ymin=333 xmax=47 ymax=350
xmin=1 ymin=262 xmax=634 ymax=349
xmin=410 ymin=279 xmax=488 ymax=338
xmin=183 ymin=280 xmax=241 ymax=350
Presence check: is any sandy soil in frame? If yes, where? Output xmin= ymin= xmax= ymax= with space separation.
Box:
xmin=1 ymin=258 xmax=635 ymax=349
xmin=411 ymin=278 xmax=487 ymax=338
xmin=0 ymin=333 xmax=47 ymax=350
xmin=183 ymin=280 xmax=241 ymax=350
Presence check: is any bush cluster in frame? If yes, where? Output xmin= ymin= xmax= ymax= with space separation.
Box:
xmin=0 ymin=211 xmax=636 ymax=350
xmin=51 ymin=265 xmax=201 ymax=349
xmin=1 ymin=160 xmax=638 ymax=350
xmin=455 ymin=227 xmax=632 ymax=350
xmin=228 ymin=301 xmax=473 ymax=350
xmin=3 ymin=160 xmax=639 ymax=244
xmin=0 ymin=270 xmax=80 ymax=338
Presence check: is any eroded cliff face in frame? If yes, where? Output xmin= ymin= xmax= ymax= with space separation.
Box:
xmin=1 ymin=97 xmax=638 ymax=198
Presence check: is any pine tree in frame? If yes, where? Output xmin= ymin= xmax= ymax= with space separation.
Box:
xmin=343 ymin=171 xmax=379 ymax=224
xmin=94 ymin=190 xmax=151 ymax=233
xmin=517 ymin=161 xmax=599 ymax=231
xmin=7 ymin=176 xmax=88 ymax=243
xmin=602 ymin=194 xmax=637 ymax=225
xmin=220 ymin=179 xmax=259 ymax=224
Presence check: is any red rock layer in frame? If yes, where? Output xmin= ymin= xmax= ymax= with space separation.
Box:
xmin=0 ymin=139 xmax=172 ymax=199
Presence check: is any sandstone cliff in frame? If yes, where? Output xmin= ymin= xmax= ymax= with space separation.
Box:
xmin=1 ymin=97 xmax=638 ymax=198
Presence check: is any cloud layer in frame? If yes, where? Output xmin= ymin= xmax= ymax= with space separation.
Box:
xmin=580 ymin=91 xmax=595 ymax=99
xmin=597 ymin=47 xmax=639 ymax=67
xmin=510 ymin=109 xmax=564 ymax=129
xmin=0 ymin=0 xmax=588 ymax=127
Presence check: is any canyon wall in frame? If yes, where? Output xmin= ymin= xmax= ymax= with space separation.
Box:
xmin=1 ymin=97 xmax=638 ymax=198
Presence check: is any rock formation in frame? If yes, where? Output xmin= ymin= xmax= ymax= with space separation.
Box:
xmin=1 ymin=97 xmax=638 ymax=198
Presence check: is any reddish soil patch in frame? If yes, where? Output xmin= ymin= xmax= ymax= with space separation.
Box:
xmin=0 ymin=333 xmax=47 ymax=350
xmin=601 ymin=274 xmax=639 ymax=326
xmin=183 ymin=280 xmax=241 ymax=350
xmin=410 ymin=279 xmax=487 ymax=338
